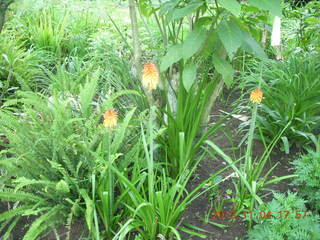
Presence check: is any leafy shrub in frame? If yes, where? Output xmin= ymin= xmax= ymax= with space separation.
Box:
xmin=239 ymin=54 xmax=320 ymax=152
xmin=0 ymin=76 xmax=138 ymax=239
xmin=292 ymin=151 xmax=320 ymax=211
xmin=248 ymin=191 xmax=320 ymax=240
xmin=283 ymin=1 xmax=320 ymax=53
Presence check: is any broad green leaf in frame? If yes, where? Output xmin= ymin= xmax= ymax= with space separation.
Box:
xmin=182 ymin=63 xmax=197 ymax=92
xmin=160 ymin=44 xmax=183 ymax=72
xmin=241 ymin=32 xmax=267 ymax=59
xmin=219 ymin=0 xmax=241 ymax=17
xmin=168 ymin=1 xmax=203 ymax=22
xmin=201 ymin=31 xmax=221 ymax=58
xmin=216 ymin=20 xmax=243 ymax=59
xmin=249 ymin=0 xmax=282 ymax=16
xmin=183 ymin=27 xmax=207 ymax=60
xmin=159 ymin=0 xmax=179 ymax=16
xmin=195 ymin=16 xmax=212 ymax=28
xmin=138 ymin=0 xmax=154 ymax=17
xmin=212 ymin=55 xmax=235 ymax=88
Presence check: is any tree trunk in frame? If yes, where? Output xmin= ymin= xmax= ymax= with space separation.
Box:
xmin=128 ymin=0 xmax=141 ymax=73
xmin=0 ymin=7 xmax=7 ymax=33
xmin=0 ymin=0 xmax=14 ymax=33
xmin=201 ymin=49 xmax=228 ymax=127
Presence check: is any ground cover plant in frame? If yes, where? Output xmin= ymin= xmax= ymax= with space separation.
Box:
xmin=0 ymin=0 xmax=320 ymax=239
xmin=292 ymin=145 xmax=320 ymax=211
xmin=248 ymin=191 xmax=320 ymax=240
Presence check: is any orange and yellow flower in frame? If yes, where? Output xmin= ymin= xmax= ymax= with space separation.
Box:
xmin=141 ymin=63 xmax=159 ymax=91
xmin=250 ymin=88 xmax=263 ymax=103
xmin=103 ymin=109 xmax=118 ymax=129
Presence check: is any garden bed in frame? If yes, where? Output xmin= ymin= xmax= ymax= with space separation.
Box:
xmin=1 ymin=0 xmax=320 ymax=240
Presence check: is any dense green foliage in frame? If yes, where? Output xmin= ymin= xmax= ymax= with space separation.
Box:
xmin=240 ymin=54 xmax=320 ymax=152
xmin=283 ymin=1 xmax=320 ymax=53
xmin=0 ymin=76 xmax=139 ymax=239
xmin=292 ymin=151 xmax=320 ymax=211
xmin=248 ymin=192 xmax=320 ymax=240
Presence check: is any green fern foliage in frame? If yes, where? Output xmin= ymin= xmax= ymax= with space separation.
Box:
xmin=248 ymin=191 xmax=320 ymax=240
xmin=292 ymin=151 xmax=320 ymax=211
xmin=0 ymin=76 xmax=138 ymax=239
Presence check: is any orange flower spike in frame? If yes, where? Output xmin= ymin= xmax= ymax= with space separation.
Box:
xmin=103 ymin=109 xmax=118 ymax=129
xmin=141 ymin=63 xmax=159 ymax=91
xmin=250 ymin=88 xmax=263 ymax=103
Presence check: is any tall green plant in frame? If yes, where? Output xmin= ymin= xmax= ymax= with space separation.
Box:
xmin=132 ymin=0 xmax=279 ymax=178
xmin=108 ymin=107 xmax=232 ymax=240
xmin=206 ymin=88 xmax=296 ymax=227
xmin=138 ymin=0 xmax=274 ymax=115
xmin=158 ymin=71 xmax=224 ymax=177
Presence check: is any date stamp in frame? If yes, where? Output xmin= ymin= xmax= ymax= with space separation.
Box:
xmin=211 ymin=209 xmax=308 ymax=220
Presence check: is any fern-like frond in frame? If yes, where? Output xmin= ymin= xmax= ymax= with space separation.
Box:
xmin=0 ymin=188 xmax=43 ymax=203
xmin=22 ymin=205 xmax=64 ymax=240
xmin=0 ymin=204 xmax=31 ymax=222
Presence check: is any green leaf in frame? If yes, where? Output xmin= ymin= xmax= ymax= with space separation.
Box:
xmin=56 ymin=180 xmax=70 ymax=194
xmin=183 ymin=27 xmax=207 ymax=60
xmin=183 ymin=223 xmax=211 ymax=233
xmin=138 ymin=0 xmax=154 ymax=17
xmin=216 ymin=20 xmax=243 ymax=59
xmin=205 ymin=220 xmax=228 ymax=229
xmin=212 ymin=55 xmax=235 ymax=88
xmin=241 ymin=32 xmax=267 ymax=59
xmin=168 ymin=1 xmax=203 ymax=22
xmin=160 ymin=44 xmax=183 ymax=72
xmin=159 ymin=0 xmax=179 ymax=16
xmin=219 ymin=0 xmax=241 ymax=17
xmin=23 ymin=206 xmax=62 ymax=240
xmin=281 ymin=136 xmax=290 ymax=154
xmin=79 ymin=71 xmax=99 ymax=118
xmin=195 ymin=16 xmax=213 ymax=28
xmin=201 ymin=31 xmax=221 ymax=58
xmin=182 ymin=63 xmax=197 ymax=92
xmin=249 ymin=0 xmax=282 ymax=16
xmin=180 ymin=226 xmax=207 ymax=238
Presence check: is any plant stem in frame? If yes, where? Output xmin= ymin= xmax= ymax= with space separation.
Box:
xmin=245 ymin=103 xmax=258 ymax=173
xmin=108 ymin=131 xmax=113 ymax=230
